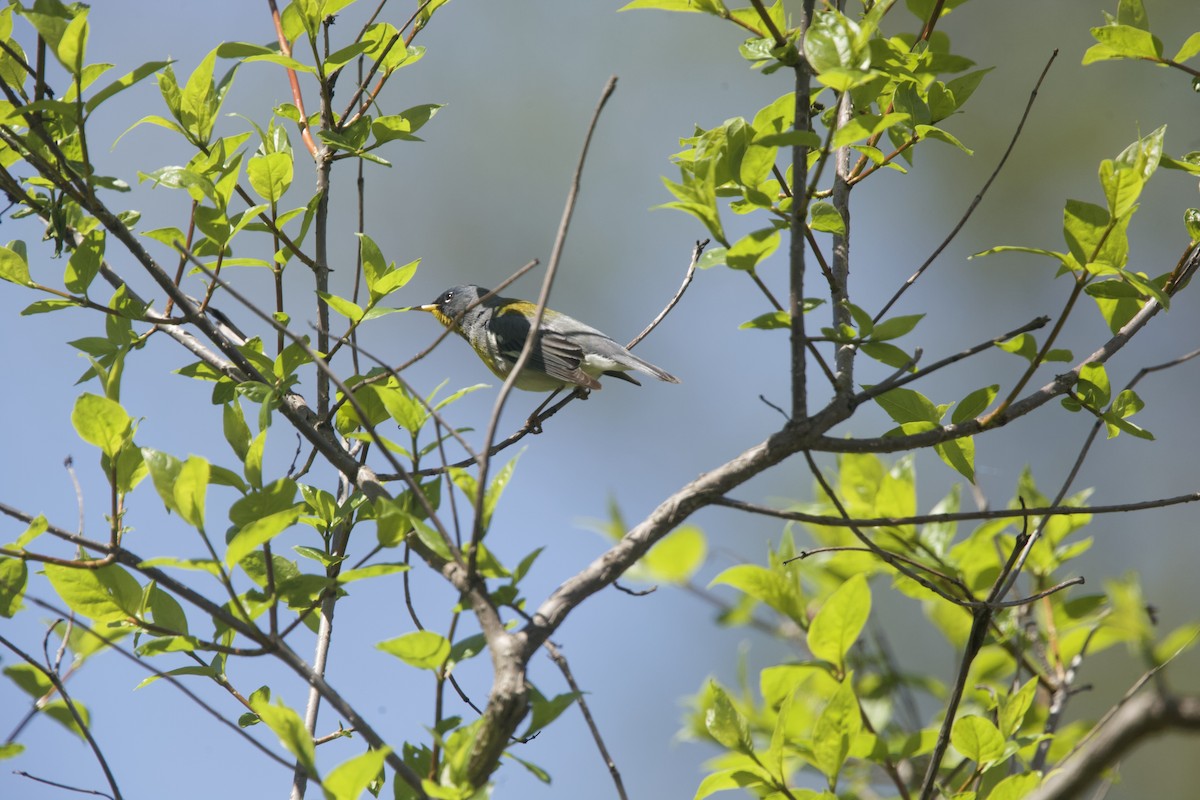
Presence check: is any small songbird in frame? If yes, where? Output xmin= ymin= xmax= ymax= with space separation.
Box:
xmin=415 ymin=284 xmax=680 ymax=392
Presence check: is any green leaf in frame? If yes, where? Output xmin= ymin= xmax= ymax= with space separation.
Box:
xmin=860 ymin=341 xmax=915 ymax=370
xmin=807 ymin=574 xmax=871 ymax=670
xmin=322 ymin=747 xmax=389 ymax=800
xmin=371 ymin=104 xmax=442 ymax=143
xmin=725 ymin=227 xmax=780 ymax=271
xmin=1174 ymin=32 xmax=1200 ymax=63
xmin=322 ymin=40 xmax=372 ymax=75
xmin=44 ymin=562 xmax=141 ymax=623
xmin=87 ymin=60 xmax=172 ymax=112
xmin=64 ymin=231 xmax=104 ymax=294
xmin=319 ymin=292 xmax=364 ymax=323
xmin=1152 ymin=623 xmax=1200 ymax=665
xmin=251 ymin=696 xmax=317 ymax=778
xmin=370 ymin=259 xmax=419 ymax=302
xmin=915 ymin=124 xmax=973 ymax=154
xmin=225 ymin=507 xmax=301 ymax=566
xmin=179 ymin=48 xmax=230 ymax=145
xmin=1083 ymin=24 xmax=1163 ymax=64
xmin=55 ymin=9 xmax=88 ymax=74
xmin=16 ymin=515 xmax=48 ymax=549
xmin=709 ymin=563 xmax=805 ymax=626
xmin=72 ymin=393 xmax=133 ymax=458
xmin=873 ymin=386 xmax=939 ymax=424
xmin=247 ymin=151 xmax=293 ymax=203
xmin=524 ymin=686 xmax=581 ymax=736
xmin=704 ymin=682 xmax=754 ymax=754
xmin=138 ymin=165 xmax=219 ymax=206
xmin=812 ymin=678 xmax=862 ymax=781
xmin=988 ymin=773 xmax=1041 ymax=800
xmin=1100 ymin=126 xmax=1164 ymax=219
xmin=620 ymin=0 xmax=720 ymax=11
xmin=935 ymin=434 xmax=975 ymax=482
xmin=739 ymin=299 xmax=824 ymax=330
xmin=1063 ymin=200 xmax=1112 ymax=265
xmin=950 ymin=714 xmax=1005 ymax=767
xmin=174 ymin=456 xmax=210 ymax=529
xmin=951 ymin=385 xmax=998 ymax=424
xmin=997 ymin=332 xmax=1038 ymax=362
xmin=337 ymin=562 xmax=410 ymax=583
xmin=810 ymin=201 xmax=846 ymax=234
xmin=357 ymin=231 xmax=387 ymax=294
xmin=830 ymin=112 xmax=910 ymax=148
xmin=147 ymin=585 xmax=188 ymax=634
xmin=142 ymin=447 xmax=183 ymax=515
xmin=637 ymin=525 xmax=707 ymax=584
xmin=0 ymin=244 xmax=32 ymax=286
xmin=1104 ymin=388 xmax=1154 ymax=440
xmin=871 ymin=313 xmax=923 ymax=341
xmin=377 ymin=631 xmax=451 ymax=670
xmin=805 ymin=8 xmax=871 ymax=89
xmin=22 ymin=299 xmax=81 ymax=315
xmin=754 ymin=129 xmax=821 ymax=148
xmin=998 ymin=677 xmax=1037 ymax=737
xmin=0 ymin=557 xmax=28 ymax=618
xmin=223 ymin=402 xmax=252 ymax=462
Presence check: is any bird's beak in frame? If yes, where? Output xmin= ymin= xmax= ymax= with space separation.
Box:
xmin=410 ymin=303 xmax=437 ymax=313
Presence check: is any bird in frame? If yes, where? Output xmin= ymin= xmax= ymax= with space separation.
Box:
xmin=414 ymin=284 xmax=680 ymax=392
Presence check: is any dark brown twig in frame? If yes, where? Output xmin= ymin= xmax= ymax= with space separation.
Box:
xmin=545 ymin=641 xmax=629 ymax=800
xmin=873 ymin=50 xmax=1059 ymax=323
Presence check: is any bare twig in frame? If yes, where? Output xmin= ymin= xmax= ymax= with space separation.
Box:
xmin=713 ymin=490 xmax=1200 ymax=528
xmin=14 ymin=772 xmax=114 ymax=799
xmin=545 ymin=641 xmax=629 ymax=800
xmin=267 ymin=0 xmax=319 ymax=159
xmin=627 ymin=239 xmax=706 ymax=348
xmin=788 ymin=0 xmax=818 ymax=421
xmin=0 ymin=634 xmax=124 ymax=800
xmin=873 ymin=50 xmax=1059 ymax=323
xmin=24 ymin=598 xmax=293 ymax=769
xmin=459 ymin=75 xmax=618 ymax=785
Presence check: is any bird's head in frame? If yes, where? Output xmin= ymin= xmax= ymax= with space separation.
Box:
xmin=415 ymin=284 xmax=490 ymax=329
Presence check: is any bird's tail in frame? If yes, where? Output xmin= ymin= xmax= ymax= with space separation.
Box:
xmin=627 ymin=352 xmax=680 ymax=384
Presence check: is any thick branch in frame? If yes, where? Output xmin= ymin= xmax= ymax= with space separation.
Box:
xmin=1027 ymin=692 xmax=1200 ymax=800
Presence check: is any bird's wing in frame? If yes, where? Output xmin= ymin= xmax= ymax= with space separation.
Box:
xmin=530 ymin=331 xmax=601 ymax=389
xmin=491 ymin=311 xmax=600 ymax=389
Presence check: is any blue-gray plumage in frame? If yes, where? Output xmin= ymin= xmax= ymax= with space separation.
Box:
xmin=416 ymin=284 xmax=680 ymax=392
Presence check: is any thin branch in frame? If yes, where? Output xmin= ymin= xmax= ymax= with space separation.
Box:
xmin=627 ymin=239 xmax=706 ymax=348
xmin=24 ymin=597 xmax=293 ymax=769
xmin=267 ymin=0 xmax=319 ymax=159
xmin=829 ymin=90 xmax=854 ymax=398
xmin=339 ymin=1 xmax=431 ymax=125
xmin=918 ymin=511 xmax=1037 ymax=800
xmin=462 ymin=75 xmax=618 ymax=786
xmin=853 ymin=316 xmax=1050 ymax=404
xmin=800 ymin=453 xmax=973 ymax=607
xmin=13 ymin=772 xmax=113 ymax=800
xmin=788 ymin=0 xmax=817 ymax=421
xmin=811 ymin=282 xmax=1172 ymax=453
xmin=712 ymin=490 xmax=1200 ymax=528
xmin=0 ymin=634 xmax=124 ymax=800
xmin=873 ymin=49 xmax=1058 ymax=323
xmin=545 ymin=641 xmax=629 ymax=800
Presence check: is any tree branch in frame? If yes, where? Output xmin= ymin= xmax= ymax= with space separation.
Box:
xmin=1026 ymin=692 xmax=1200 ymax=800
